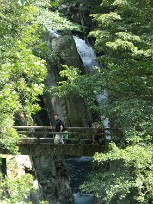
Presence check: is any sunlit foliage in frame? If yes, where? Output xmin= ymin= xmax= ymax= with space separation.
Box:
xmin=51 ymin=1 xmax=153 ymax=203
xmin=0 ymin=173 xmax=34 ymax=204
xmin=0 ymin=0 xmax=47 ymax=152
xmin=0 ymin=0 xmax=81 ymax=152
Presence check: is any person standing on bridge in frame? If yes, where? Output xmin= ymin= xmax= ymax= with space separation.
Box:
xmin=54 ymin=114 xmax=64 ymax=144
xmin=92 ymin=122 xmax=103 ymax=144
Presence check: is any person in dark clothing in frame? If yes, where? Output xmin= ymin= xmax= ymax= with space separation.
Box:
xmin=54 ymin=114 xmax=64 ymax=144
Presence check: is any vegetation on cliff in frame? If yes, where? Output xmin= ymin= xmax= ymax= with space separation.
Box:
xmin=0 ymin=0 xmax=80 ymax=152
xmin=0 ymin=0 xmax=78 ymax=203
xmin=0 ymin=0 xmax=153 ymax=203
xmin=0 ymin=0 xmax=47 ymax=152
xmin=53 ymin=0 xmax=153 ymax=203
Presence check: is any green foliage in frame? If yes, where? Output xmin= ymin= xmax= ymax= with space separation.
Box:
xmin=50 ymin=2 xmax=153 ymax=203
xmin=0 ymin=0 xmax=85 ymax=151
xmin=0 ymin=0 xmax=82 ymax=153
xmin=80 ymin=0 xmax=153 ymax=201
xmin=51 ymin=65 xmax=81 ymax=96
xmin=51 ymin=65 xmax=105 ymax=112
xmin=0 ymin=116 xmax=19 ymax=154
xmin=56 ymin=0 xmax=101 ymax=34
xmin=88 ymin=0 xmax=153 ymax=134
xmin=53 ymin=0 xmax=153 ymax=135
xmin=37 ymin=8 xmax=82 ymax=33
xmin=81 ymin=137 xmax=153 ymax=203
xmin=33 ymin=41 xmax=56 ymax=62
xmin=0 ymin=173 xmax=34 ymax=204
xmin=0 ymin=0 xmax=48 ymax=152
xmin=32 ymin=0 xmax=82 ymax=33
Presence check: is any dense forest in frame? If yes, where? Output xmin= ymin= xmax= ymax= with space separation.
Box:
xmin=0 ymin=0 xmax=153 ymax=203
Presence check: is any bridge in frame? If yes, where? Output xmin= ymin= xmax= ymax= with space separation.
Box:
xmin=0 ymin=126 xmax=121 ymax=177
xmin=0 ymin=126 xmax=121 ymax=156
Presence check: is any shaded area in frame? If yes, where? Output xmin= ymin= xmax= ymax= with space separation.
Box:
xmin=65 ymin=156 xmax=94 ymax=191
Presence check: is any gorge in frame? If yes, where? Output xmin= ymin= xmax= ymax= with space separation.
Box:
xmin=30 ymin=32 xmax=101 ymax=204
xmin=2 ymin=33 xmax=100 ymax=204
xmin=1 ymin=0 xmax=153 ymax=204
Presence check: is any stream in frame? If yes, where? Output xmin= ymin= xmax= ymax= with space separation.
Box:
xmin=65 ymin=156 xmax=94 ymax=204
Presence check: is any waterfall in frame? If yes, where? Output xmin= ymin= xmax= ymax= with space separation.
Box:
xmin=73 ymin=36 xmax=111 ymax=140
xmin=97 ymin=92 xmax=111 ymax=140
xmin=48 ymin=29 xmax=59 ymax=38
xmin=73 ymin=36 xmax=98 ymax=72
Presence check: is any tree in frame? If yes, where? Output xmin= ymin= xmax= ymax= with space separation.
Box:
xmin=0 ymin=0 xmax=81 ymax=203
xmin=0 ymin=173 xmax=34 ymax=204
xmin=89 ymin=0 xmax=153 ymax=135
xmin=0 ymin=0 xmax=48 ymax=153
xmin=81 ymin=136 xmax=153 ymax=204
xmin=83 ymin=1 xmax=153 ymax=203
xmin=0 ymin=0 xmax=81 ymax=153
xmin=54 ymin=0 xmax=153 ymax=135
xmin=52 ymin=1 xmax=153 ymax=203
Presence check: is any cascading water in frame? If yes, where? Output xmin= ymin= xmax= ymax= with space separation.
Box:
xmin=45 ymin=31 xmax=94 ymax=203
xmin=73 ymin=36 xmax=111 ymax=140
xmin=48 ymin=28 xmax=59 ymax=38
xmin=73 ymin=36 xmax=98 ymax=72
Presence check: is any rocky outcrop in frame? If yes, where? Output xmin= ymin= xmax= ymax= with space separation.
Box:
xmin=6 ymin=155 xmax=73 ymax=204
xmin=51 ymin=35 xmax=84 ymax=72
xmin=31 ymin=34 xmax=94 ymax=203
xmin=44 ymin=34 xmax=92 ymax=126
xmin=6 ymin=155 xmax=40 ymax=203
xmin=59 ymin=3 xmax=93 ymax=31
xmin=32 ymin=155 xmax=73 ymax=204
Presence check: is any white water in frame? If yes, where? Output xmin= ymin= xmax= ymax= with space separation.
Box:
xmin=18 ymin=0 xmax=25 ymax=6
xmin=73 ymin=36 xmax=98 ymax=72
xmin=97 ymin=93 xmax=111 ymax=140
xmin=48 ymin=29 xmax=59 ymax=38
xmin=72 ymin=36 xmax=108 ymax=204
xmin=74 ymin=36 xmax=111 ymax=140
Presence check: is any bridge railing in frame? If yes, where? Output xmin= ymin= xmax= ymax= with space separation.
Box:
xmin=14 ymin=126 xmax=122 ymax=144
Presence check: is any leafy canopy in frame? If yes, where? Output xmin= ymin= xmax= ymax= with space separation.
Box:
xmin=0 ymin=0 xmax=82 ymax=153
xmin=81 ymin=136 xmax=153 ymax=203
xmin=52 ymin=1 xmax=153 ymax=203
xmin=0 ymin=0 xmax=47 ymax=152
xmin=54 ymin=0 xmax=153 ymax=136
xmin=79 ymin=1 xmax=153 ymax=203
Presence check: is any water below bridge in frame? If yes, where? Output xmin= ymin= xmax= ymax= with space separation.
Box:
xmin=66 ymin=156 xmax=95 ymax=204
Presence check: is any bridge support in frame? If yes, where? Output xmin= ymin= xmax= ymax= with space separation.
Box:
xmin=31 ymin=155 xmax=73 ymax=203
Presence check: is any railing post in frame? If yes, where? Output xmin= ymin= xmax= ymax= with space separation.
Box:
xmin=1 ymin=157 xmax=7 ymax=178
